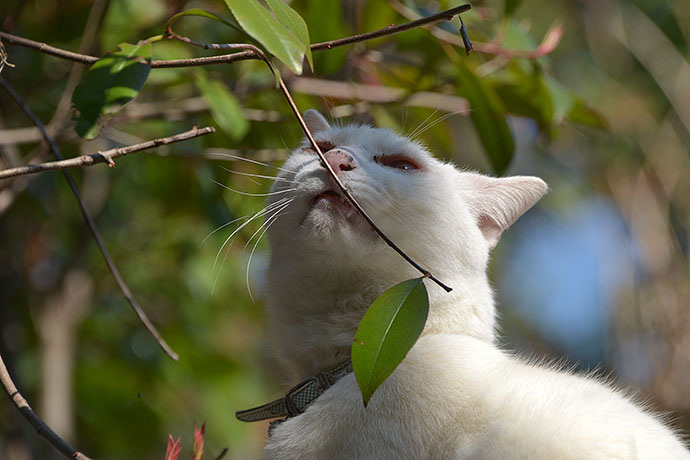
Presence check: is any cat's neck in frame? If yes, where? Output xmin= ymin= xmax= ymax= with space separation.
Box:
xmin=266 ymin=247 xmax=497 ymax=382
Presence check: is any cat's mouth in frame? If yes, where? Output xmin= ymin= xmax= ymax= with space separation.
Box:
xmin=310 ymin=189 xmax=357 ymax=219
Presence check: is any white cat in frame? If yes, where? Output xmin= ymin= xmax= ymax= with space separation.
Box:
xmin=257 ymin=110 xmax=689 ymax=459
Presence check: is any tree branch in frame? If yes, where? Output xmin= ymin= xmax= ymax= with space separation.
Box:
xmin=0 ymin=351 xmax=93 ymax=460
xmin=0 ymin=4 xmax=471 ymax=68
xmin=0 ymin=75 xmax=180 ymax=361
xmin=0 ymin=125 xmax=215 ymax=179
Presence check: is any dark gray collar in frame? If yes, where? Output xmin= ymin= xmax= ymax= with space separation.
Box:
xmin=235 ymin=360 xmax=352 ymax=422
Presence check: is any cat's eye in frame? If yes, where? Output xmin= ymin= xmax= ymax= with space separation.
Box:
xmin=375 ymin=155 xmax=420 ymax=171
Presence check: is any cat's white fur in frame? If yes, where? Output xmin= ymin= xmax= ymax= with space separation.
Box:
xmin=260 ymin=110 xmax=689 ymax=459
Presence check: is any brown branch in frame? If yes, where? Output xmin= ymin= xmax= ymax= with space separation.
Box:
xmin=0 ymin=351 xmax=93 ymax=460
xmin=0 ymin=75 xmax=180 ymax=361
xmin=0 ymin=4 xmax=471 ymax=68
xmin=0 ymin=126 xmax=215 ymax=179
xmin=310 ymin=4 xmax=470 ymax=51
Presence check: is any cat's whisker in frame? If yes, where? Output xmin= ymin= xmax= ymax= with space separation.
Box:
xmin=219 ymin=166 xmax=296 ymax=184
xmin=412 ymin=110 xmax=467 ymax=139
xmin=212 ymin=180 xmax=297 ymax=197
xmin=211 ymin=198 xmax=290 ymax=280
xmin=199 ymin=214 xmax=253 ymax=248
xmin=207 ymin=151 xmax=298 ymax=174
xmin=245 ymin=201 xmax=291 ymax=302
xmin=243 ymin=199 xmax=293 ymax=251
xmin=408 ymin=107 xmax=441 ymax=139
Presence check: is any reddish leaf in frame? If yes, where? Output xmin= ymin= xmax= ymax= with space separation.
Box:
xmin=192 ymin=422 xmax=205 ymax=460
xmin=164 ymin=435 xmax=182 ymax=460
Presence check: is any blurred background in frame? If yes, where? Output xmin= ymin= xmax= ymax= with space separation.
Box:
xmin=0 ymin=0 xmax=688 ymax=459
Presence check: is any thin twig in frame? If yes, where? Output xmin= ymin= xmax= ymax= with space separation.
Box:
xmin=0 ymin=126 xmax=215 ymax=179
xmin=0 ymin=4 xmax=471 ymax=68
xmin=310 ymin=4 xmax=470 ymax=51
xmin=0 ymin=75 xmax=180 ymax=361
xmin=0 ymin=351 xmax=93 ymax=460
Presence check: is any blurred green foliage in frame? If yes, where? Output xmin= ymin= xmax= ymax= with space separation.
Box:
xmin=1 ymin=0 xmax=689 ymax=459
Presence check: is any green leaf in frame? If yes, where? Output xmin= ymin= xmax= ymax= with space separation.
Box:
xmin=195 ymin=71 xmax=249 ymax=141
xmin=567 ymin=98 xmax=608 ymax=130
xmin=223 ymin=0 xmax=308 ymax=74
xmin=264 ymin=0 xmax=313 ymax=71
xmin=457 ymin=62 xmax=515 ymax=175
xmin=166 ymin=8 xmax=243 ymax=34
xmin=543 ymin=74 xmax=574 ymax=125
xmin=352 ymin=278 xmax=429 ymax=406
xmin=72 ymin=42 xmax=151 ymax=139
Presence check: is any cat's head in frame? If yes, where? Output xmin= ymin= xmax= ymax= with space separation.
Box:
xmin=266 ymin=110 xmax=546 ymax=291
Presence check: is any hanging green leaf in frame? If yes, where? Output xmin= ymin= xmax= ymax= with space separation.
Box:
xmin=166 ymin=8 xmax=243 ymax=34
xmin=457 ymin=62 xmax=515 ymax=175
xmin=223 ymin=0 xmax=308 ymax=74
xmin=352 ymin=277 xmax=429 ymax=407
xmin=72 ymin=42 xmax=152 ymax=139
xmin=195 ymin=70 xmax=249 ymax=141
xmin=264 ymin=0 xmax=313 ymax=71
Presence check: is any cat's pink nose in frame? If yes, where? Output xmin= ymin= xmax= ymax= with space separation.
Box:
xmin=324 ymin=151 xmax=356 ymax=173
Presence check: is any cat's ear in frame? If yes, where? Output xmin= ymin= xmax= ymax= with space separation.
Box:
xmin=462 ymin=174 xmax=547 ymax=250
xmin=304 ymin=109 xmax=331 ymax=134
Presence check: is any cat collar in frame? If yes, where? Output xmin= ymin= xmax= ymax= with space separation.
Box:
xmin=235 ymin=360 xmax=352 ymax=423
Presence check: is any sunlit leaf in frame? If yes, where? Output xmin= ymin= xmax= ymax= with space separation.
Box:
xmin=457 ymin=62 xmax=515 ymax=175
xmin=195 ymin=70 xmax=249 ymax=141
xmin=166 ymin=8 xmax=242 ymax=34
xmin=72 ymin=42 xmax=151 ymax=139
xmin=264 ymin=0 xmax=313 ymax=71
xmin=352 ymin=278 xmax=429 ymax=406
xmin=223 ymin=0 xmax=308 ymax=74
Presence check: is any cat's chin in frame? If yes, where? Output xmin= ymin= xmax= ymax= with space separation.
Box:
xmin=303 ymin=189 xmax=376 ymax=241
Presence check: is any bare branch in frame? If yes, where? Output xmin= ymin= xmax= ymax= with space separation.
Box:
xmin=0 ymin=126 xmax=215 ymax=179
xmin=310 ymin=4 xmax=470 ymax=51
xmin=0 ymin=75 xmax=180 ymax=361
xmin=0 ymin=351 xmax=93 ymax=460
xmin=0 ymin=4 xmax=472 ymax=68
